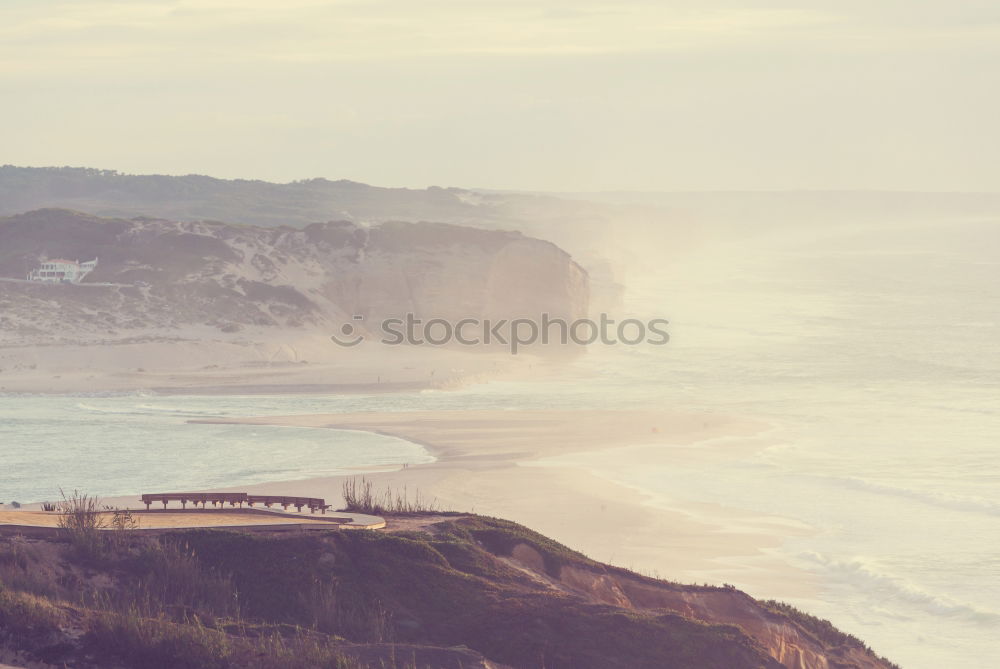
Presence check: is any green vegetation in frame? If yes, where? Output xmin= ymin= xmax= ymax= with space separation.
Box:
xmin=165 ymin=523 xmax=777 ymax=669
xmin=0 ymin=585 xmax=64 ymax=638
xmin=0 ymin=544 xmax=426 ymax=669
xmin=87 ymin=609 xmax=234 ymax=669
xmin=436 ymin=515 xmax=600 ymax=578
xmin=0 ymin=511 xmax=895 ymax=669
xmin=86 ymin=609 xmax=373 ymax=669
xmin=759 ymin=600 xmax=902 ymax=669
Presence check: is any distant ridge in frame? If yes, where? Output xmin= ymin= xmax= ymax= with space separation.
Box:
xmin=4 ymin=165 xmax=997 ymax=239
xmin=0 ymin=165 xmax=513 ymax=228
xmin=0 ymin=208 xmax=588 ymax=341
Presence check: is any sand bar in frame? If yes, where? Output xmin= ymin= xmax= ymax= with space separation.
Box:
xmin=189 ymin=409 xmax=816 ymax=598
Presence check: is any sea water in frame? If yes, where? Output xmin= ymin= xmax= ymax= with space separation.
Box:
xmin=526 ymin=216 xmax=1000 ymax=669
xmin=1 ymin=217 xmax=997 ymax=667
xmin=0 ymin=397 xmax=435 ymax=504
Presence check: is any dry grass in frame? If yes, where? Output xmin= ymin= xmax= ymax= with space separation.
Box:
xmin=341 ymin=478 xmax=439 ymax=516
xmin=57 ymin=488 xmax=108 ymax=561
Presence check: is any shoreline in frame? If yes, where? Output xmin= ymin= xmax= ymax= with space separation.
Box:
xmin=187 ymin=409 xmax=818 ymax=599
xmin=0 ymin=338 xmax=568 ymax=396
xmin=2 ymin=399 xmax=820 ymax=600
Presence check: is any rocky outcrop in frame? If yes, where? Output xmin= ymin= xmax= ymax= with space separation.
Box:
xmin=503 ymin=543 xmax=896 ymax=669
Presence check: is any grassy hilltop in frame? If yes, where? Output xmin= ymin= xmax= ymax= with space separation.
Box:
xmin=0 ymin=514 xmax=897 ymax=669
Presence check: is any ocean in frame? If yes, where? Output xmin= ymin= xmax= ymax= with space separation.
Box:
xmin=1 ymin=216 xmax=997 ymax=668
xmin=552 ymin=215 xmax=1000 ymax=668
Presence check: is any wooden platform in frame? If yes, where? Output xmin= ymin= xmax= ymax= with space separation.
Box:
xmin=140 ymin=492 xmax=331 ymax=514
xmin=0 ymin=508 xmax=387 ymax=534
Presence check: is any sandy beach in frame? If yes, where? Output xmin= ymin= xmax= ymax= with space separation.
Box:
xmin=189 ymin=409 xmax=816 ymax=598
xmin=0 ymin=333 xmax=537 ymax=395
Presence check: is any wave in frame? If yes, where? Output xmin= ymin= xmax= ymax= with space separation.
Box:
xmin=824 ymin=475 xmax=1000 ymax=518
xmin=800 ymin=552 xmax=1000 ymax=626
xmin=919 ymin=403 xmax=999 ymax=417
xmin=74 ymin=402 xmax=228 ymax=418
xmin=75 ymin=402 xmax=145 ymax=416
xmin=1 ymin=389 xmax=158 ymax=400
xmin=135 ymin=403 xmax=229 ymax=417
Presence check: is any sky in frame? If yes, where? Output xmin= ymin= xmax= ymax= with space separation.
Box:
xmin=1 ymin=0 xmax=998 ymax=191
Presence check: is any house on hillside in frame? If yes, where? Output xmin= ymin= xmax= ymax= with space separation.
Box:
xmin=27 ymin=258 xmax=98 ymax=284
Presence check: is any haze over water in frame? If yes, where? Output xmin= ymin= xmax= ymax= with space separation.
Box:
xmin=556 ymin=215 xmax=1000 ymax=669
xmin=1 ymin=215 xmax=996 ymax=668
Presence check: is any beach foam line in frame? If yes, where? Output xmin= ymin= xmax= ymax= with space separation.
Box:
xmin=799 ymin=551 xmax=1000 ymax=627
xmin=819 ymin=474 xmax=1000 ymax=518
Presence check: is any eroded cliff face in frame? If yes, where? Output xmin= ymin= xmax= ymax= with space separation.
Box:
xmin=506 ymin=544 xmax=894 ymax=669
xmin=0 ymin=209 xmax=588 ymax=344
xmin=0 ymin=509 xmax=894 ymax=669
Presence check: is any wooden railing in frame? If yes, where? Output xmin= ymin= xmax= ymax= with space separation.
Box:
xmin=140 ymin=492 xmax=331 ymax=514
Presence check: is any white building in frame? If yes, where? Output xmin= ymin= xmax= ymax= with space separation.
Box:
xmin=28 ymin=258 xmax=98 ymax=284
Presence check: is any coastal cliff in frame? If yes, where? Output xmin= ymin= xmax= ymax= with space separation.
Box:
xmin=0 ymin=209 xmax=588 ymax=392
xmin=0 ymin=209 xmax=587 ymax=337
xmin=0 ymin=514 xmax=898 ymax=669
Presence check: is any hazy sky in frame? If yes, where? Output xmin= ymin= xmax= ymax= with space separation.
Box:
xmin=2 ymin=0 xmax=998 ymax=191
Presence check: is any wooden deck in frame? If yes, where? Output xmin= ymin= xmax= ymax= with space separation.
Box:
xmin=141 ymin=492 xmax=332 ymax=514
xmin=0 ymin=509 xmax=388 ymax=533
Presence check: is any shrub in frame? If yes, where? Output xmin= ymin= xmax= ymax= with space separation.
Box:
xmin=87 ymin=608 xmax=232 ymax=669
xmin=341 ymin=478 xmax=439 ymax=515
xmin=0 ymin=541 xmax=62 ymax=599
xmin=107 ymin=507 xmax=140 ymax=551
xmin=57 ymin=489 xmax=108 ymax=561
xmin=87 ymin=608 xmax=366 ymax=669
xmin=0 ymin=584 xmax=63 ymax=638
xmin=124 ymin=539 xmax=238 ymax=619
